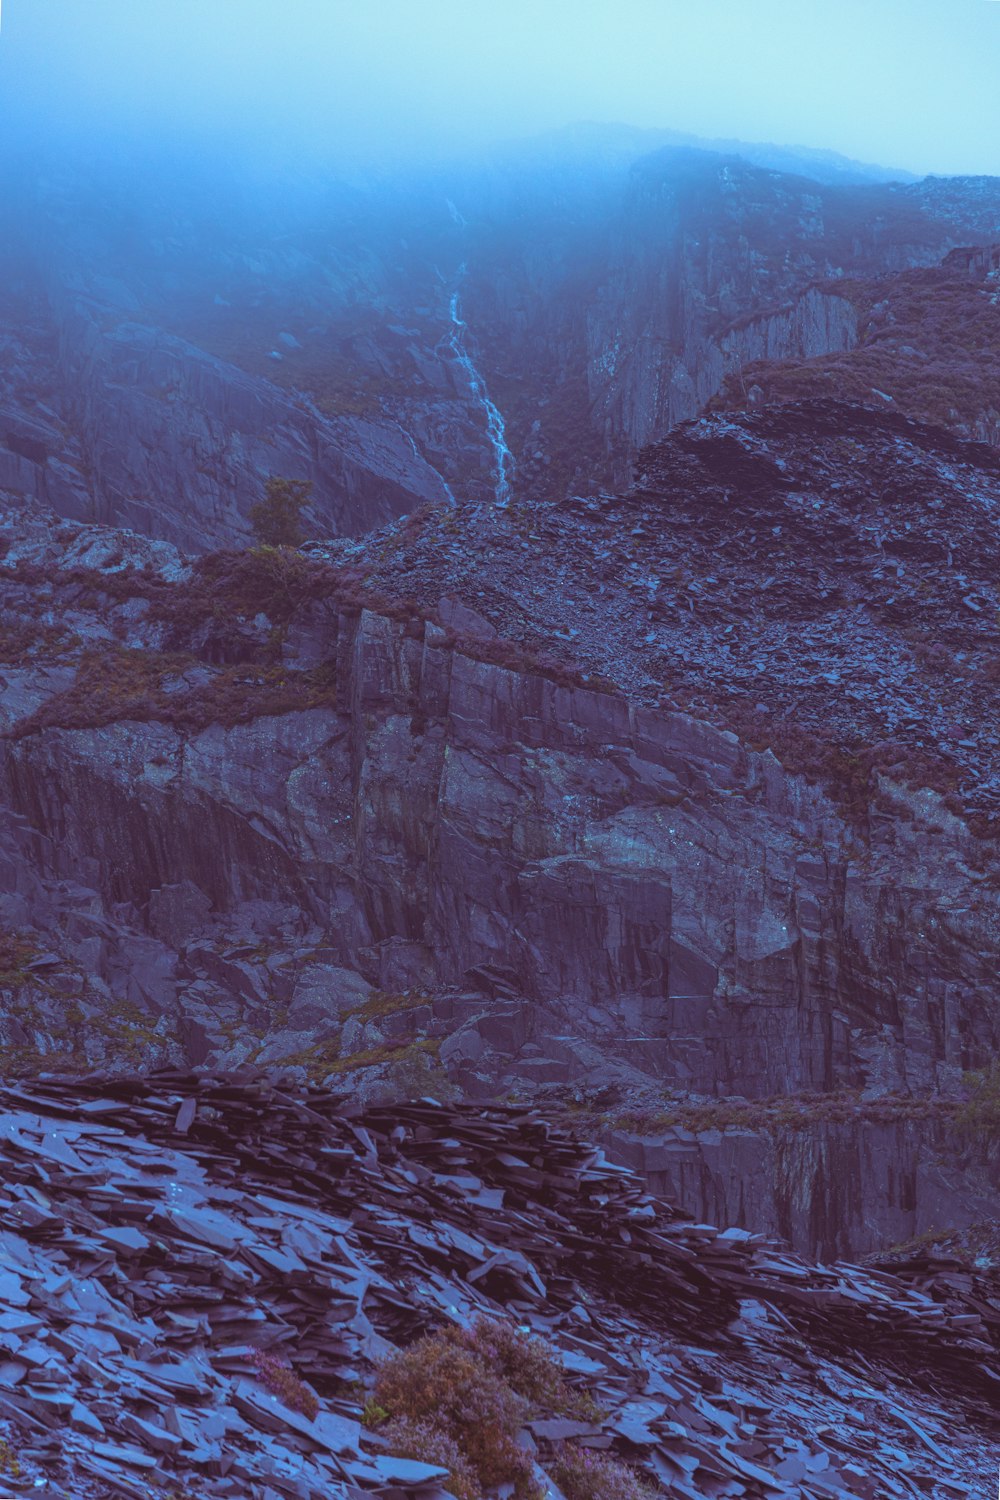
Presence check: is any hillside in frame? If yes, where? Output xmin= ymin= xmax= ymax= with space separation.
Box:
xmin=3 ymin=392 xmax=1000 ymax=1264
xmin=2 ymin=120 xmax=1000 ymax=1499
xmin=1 ymin=146 xmax=1000 ymax=546
xmin=712 ymin=244 xmax=1000 ymax=444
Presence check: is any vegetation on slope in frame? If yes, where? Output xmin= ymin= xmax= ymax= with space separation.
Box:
xmin=369 ymin=1320 xmax=648 ymax=1500
xmin=714 ymin=258 xmax=1000 ymax=440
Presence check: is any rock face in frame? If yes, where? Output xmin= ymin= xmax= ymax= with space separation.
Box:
xmin=605 ymin=1114 xmax=1000 ymax=1262
xmin=0 ymin=288 xmax=456 ymax=551
xmin=1 ymin=393 xmax=1000 ymax=1128
xmin=3 ymin=135 xmax=1000 ymax=1275
xmin=2 ymin=579 xmax=997 ymax=1104
xmin=718 ymin=288 xmax=858 ymax=387
xmin=4 ymin=393 xmax=1000 ymax=1258
xmin=580 ymin=281 xmax=859 ymax=484
xmin=3 ymin=143 xmax=1000 ymax=544
xmin=709 ymin=238 xmax=1000 ymax=449
xmin=62 ymin=312 xmax=458 ymax=547
xmin=463 ymin=150 xmax=1000 ymax=489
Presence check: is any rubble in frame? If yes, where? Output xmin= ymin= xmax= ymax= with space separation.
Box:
xmin=0 ymin=1071 xmax=995 ymax=1497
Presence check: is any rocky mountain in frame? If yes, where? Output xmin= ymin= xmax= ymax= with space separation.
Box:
xmin=2 ymin=138 xmax=1000 ymax=549
xmin=2 ymin=122 xmax=1000 ymax=1497
xmin=3 ymin=388 xmax=1000 ymax=1262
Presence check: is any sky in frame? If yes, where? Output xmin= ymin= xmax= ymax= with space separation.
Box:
xmin=1 ymin=0 xmax=999 ymax=177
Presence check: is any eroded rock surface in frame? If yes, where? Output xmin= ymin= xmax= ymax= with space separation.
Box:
xmin=1 ymin=392 xmax=999 ymax=1256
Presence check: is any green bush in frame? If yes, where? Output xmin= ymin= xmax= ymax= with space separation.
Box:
xmin=249 ymin=476 xmax=312 ymax=548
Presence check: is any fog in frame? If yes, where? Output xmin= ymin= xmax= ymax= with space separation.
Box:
xmin=2 ymin=0 xmax=999 ymax=178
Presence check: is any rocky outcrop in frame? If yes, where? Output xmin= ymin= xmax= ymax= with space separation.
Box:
xmin=581 ymin=283 xmax=859 ymax=476
xmin=0 ymin=292 xmax=456 ymax=551
xmin=467 ymin=153 xmax=1000 ymax=490
xmin=3 ymin=394 xmax=1000 ymax=1112
xmin=2 ymin=558 xmax=999 ymax=1107
xmin=718 ymin=288 xmax=858 ymax=386
xmin=708 ymin=238 xmax=1000 ymax=446
xmin=577 ymin=156 xmax=1000 ymax=478
xmin=3 ymin=380 xmax=1000 ymax=1258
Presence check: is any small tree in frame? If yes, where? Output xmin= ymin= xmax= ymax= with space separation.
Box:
xmin=249 ymin=476 xmax=311 ymax=548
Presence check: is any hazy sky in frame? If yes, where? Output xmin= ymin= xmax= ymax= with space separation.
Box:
xmin=3 ymin=0 xmax=1000 ymax=176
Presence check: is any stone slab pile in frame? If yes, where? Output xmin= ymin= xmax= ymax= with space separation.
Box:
xmin=0 ymin=1071 xmax=996 ymax=1498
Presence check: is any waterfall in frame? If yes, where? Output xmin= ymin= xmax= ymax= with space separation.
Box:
xmin=444 ymin=279 xmax=514 ymax=506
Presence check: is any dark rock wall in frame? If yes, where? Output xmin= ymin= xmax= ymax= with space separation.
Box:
xmin=465 ymin=157 xmax=1000 ymax=488
xmin=4 ymin=606 xmax=997 ymax=1101
xmin=0 ymin=292 xmax=454 ymax=550
xmin=606 ymin=1118 xmax=1000 ymax=1261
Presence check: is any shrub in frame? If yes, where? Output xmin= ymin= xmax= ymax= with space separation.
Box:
xmin=551 ymin=1447 xmax=656 ymax=1500
xmin=362 ymin=1399 xmax=389 ymax=1428
xmin=249 ymin=476 xmax=311 ymax=548
xmin=383 ymin=1049 xmax=459 ymax=1104
xmin=379 ymin=1417 xmax=479 ymax=1500
xmin=251 ymin=1349 xmax=320 ymax=1421
xmin=373 ymin=1321 xmax=603 ymax=1498
xmin=459 ymin=1320 xmax=599 ymax=1419
xmin=9 ymin=645 xmax=338 ymax=739
xmin=0 ymin=932 xmax=37 ymax=989
xmin=374 ymin=1324 xmax=541 ymax=1500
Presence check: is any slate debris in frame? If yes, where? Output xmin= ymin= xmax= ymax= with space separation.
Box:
xmin=0 ymin=1070 xmax=995 ymax=1499
xmin=344 ymin=398 xmax=1000 ymax=826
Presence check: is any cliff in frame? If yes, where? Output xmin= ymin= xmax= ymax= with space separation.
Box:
xmin=711 ymin=242 xmax=1000 ymax=444
xmin=2 ymin=395 xmax=1000 ymax=1255
xmin=0 ymin=283 xmax=458 ymax=551
xmin=3 ymin=146 xmax=1000 ymax=544
xmin=462 ymin=150 xmax=1000 ymax=490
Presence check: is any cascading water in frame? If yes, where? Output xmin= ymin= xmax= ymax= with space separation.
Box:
xmin=443 ymin=275 xmax=514 ymax=506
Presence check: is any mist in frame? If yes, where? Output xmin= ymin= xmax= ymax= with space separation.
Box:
xmin=2 ymin=0 xmax=1000 ymax=178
